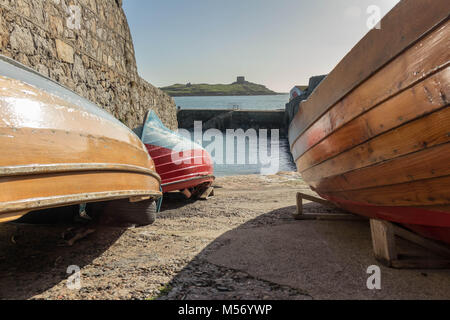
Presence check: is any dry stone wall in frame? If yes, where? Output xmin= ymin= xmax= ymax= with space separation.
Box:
xmin=0 ymin=0 xmax=177 ymax=130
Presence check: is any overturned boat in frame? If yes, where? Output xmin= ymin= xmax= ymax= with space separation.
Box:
xmin=0 ymin=55 xmax=162 ymax=223
xmin=141 ymin=111 xmax=214 ymax=196
xmin=289 ymin=0 xmax=450 ymax=243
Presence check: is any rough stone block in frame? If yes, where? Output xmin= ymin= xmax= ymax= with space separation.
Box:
xmin=55 ymin=39 xmax=74 ymax=63
xmin=10 ymin=25 xmax=35 ymax=55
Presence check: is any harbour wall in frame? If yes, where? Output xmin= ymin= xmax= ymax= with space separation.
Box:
xmin=177 ymin=109 xmax=287 ymax=135
xmin=176 ymin=74 xmax=327 ymax=137
xmin=0 ymin=0 xmax=177 ymax=130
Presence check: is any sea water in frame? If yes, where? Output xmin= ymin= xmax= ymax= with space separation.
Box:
xmin=174 ymin=94 xmax=289 ymax=111
xmin=210 ymin=136 xmax=297 ymax=177
xmin=176 ymin=95 xmax=297 ymax=177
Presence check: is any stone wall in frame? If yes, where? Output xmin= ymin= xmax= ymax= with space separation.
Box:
xmin=178 ymin=109 xmax=286 ymax=134
xmin=0 ymin=0 xmax=177 ymax=130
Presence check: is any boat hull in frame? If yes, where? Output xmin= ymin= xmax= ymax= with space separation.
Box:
xmin=142 ymin=112 xmax=215 ymax=193
xmin=289 ymin=0 xmax=450 ymax=243
xmin=0 ymin=56 xmax=162 ymax=222
xmin=318 ymin=194 xmax=450 ymax=244
xmin=145 ymin=144 xmax=214 ymax=193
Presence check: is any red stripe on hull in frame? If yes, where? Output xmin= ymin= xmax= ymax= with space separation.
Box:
xmin=319 ymin=193 xmax=450 ymax=244
xmin=162 ymin=176 xmax=215 ymax=193
xmin=145 ymin=144 xmax=214 ymax=193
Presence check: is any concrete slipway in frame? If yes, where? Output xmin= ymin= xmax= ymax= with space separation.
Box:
xmin=0 ymin=173 xmax=449 ymax=300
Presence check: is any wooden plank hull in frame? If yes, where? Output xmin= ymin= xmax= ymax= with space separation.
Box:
xmin=289 ymin=1 xmax=450 ymax=244
xmin=0 ymin=56 xmax=162 ymax=222
xmin=141 ymin=111 xmax=214 ymax=193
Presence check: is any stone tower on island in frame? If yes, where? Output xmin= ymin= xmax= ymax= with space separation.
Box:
xmin=236 ymin=76 xmax=246 ymax=84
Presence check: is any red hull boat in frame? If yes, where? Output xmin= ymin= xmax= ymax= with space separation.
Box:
xmin=141 ymin=111 xmax=214 ymax=194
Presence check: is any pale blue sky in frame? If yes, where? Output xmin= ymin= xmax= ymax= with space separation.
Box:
xmin=123 ymin=0 xmax=400 ymax=92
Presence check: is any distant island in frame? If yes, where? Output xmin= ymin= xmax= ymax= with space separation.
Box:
xmin=160 ymin=77 xmax=281 ymax=97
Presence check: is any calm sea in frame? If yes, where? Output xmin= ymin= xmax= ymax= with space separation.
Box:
xmin=208 ymin=137 xmax=297 ymax=177
xmin=174 ymin=94 xmax=290 ymax=111
xmin=175 ymin=95 xmax=297 ymax=177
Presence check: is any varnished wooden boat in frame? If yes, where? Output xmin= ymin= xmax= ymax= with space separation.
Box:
xmin=289 ymin=0 xmax=450 ymax=244
xmin=0 ymin=55 xmax=162 ymax=223
xmin=141 ymin=111 xmax=214 ymax=194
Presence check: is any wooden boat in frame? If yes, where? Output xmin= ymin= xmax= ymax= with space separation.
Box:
xmin=289 ymin=0 xmax=450 ymax=244
xmin=0 ymin=55 xmax=162 ymax=223
xmin=141 ymin=111 xmax=214 ymax=195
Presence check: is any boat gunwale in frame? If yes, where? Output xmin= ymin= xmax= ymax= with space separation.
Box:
xmin=288 ymin=7 xmax=450 ymax=149
xmin=0 ymin=189 xmax=163 ymax=215
xmin=161 ymin=174 xmax=216 ymax=188
xmin=0 ymin=163 xmax=161 ymax=182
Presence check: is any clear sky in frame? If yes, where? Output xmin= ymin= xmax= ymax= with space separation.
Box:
xmin=123 ymin=0 xmax=400 ymax=92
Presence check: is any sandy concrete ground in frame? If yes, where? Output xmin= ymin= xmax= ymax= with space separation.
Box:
xmin=0 ymin=173 xmax=449 ymax=300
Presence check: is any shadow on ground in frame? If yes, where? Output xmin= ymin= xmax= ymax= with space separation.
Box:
xmin=1 ymin=190 xmax=449 ymax=300
xmin=159 ymin=203 xmax=450 ymax=300
xmin=0 ymin=216 xmax=126 ymax=299
xmin=159 ymin=192 xmax=199 ymax=212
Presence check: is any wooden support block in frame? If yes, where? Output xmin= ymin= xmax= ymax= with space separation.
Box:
xmin=129 ymin=196 xmax=151 ymax=203
xmin=199 ymin=187 xmax=214 ymax=200
xmin=393 ymin=225 xmax=450 ymax=258
xmin=370 ymin=219 xmax=398 ymax=266
xmin=296 ymin=192 xmax=303 ymax=216
xmin=181 ymin=189 xmax=192 ymax=199
xmin=369 ymin=219 xmax=450 ymax=269
xmin=296 ymin=192 xmax=334 ymax=216
xmin=298 ymin=193 xmax=336 ymax=207
xmin=294 ymin=192 xmax=360 ymax=221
